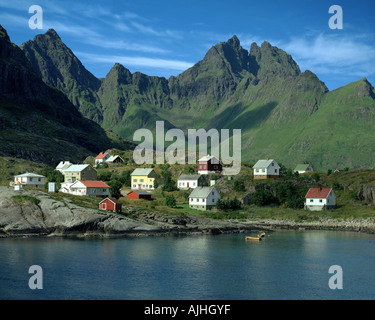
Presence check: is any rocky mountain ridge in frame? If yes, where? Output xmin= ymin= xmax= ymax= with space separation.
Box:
xmin=2 ymin=27 xmax=375 ymax=170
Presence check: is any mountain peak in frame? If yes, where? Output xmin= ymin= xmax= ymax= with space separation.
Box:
xmin=249 ymin=40 xmax=301 ymax=78
xmin=226 ymin=35 xmax=240 ymax=48
xmin=0 ymin=25 xmax=10 ymax=41
xmin=45 ymin=28 xmax=61 ymax=39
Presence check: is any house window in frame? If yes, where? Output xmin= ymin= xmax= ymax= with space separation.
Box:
xmin=30 ymin=178 xmax=33 ymax=181
xmin=275 ymin=169 xmax=278 ymax=173
xmin=134 ymin=179 xmax=138 ymax=182
xmin=140 ymin=179 xmax=144 ymax=182
xmin=272 ymin=163 xmax=274 ymax=166
xmin=319 ymin=199 xmax=322 ymax=203
xmin=310 ymin=199 xmax=313 ymax=202
xmin=197 ymin=199 xmax=199 ymax=202
xmin=262 ymin=169 xmax=265 ymax=172
xmin=256 ymin=169 xmax=259 ymax=173
xmin=214 ymin=165 xmax=218 ymax=169
xmin=212 ymin=199 xmax=215 ymax=203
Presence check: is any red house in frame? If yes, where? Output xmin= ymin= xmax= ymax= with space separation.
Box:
xmin=127 ymin=190 xmax=152 ymax=200
xmin=99 ymin=198 xmax=122 ymax=213
xmin=197 ymin=155 xmax=223 ymax=174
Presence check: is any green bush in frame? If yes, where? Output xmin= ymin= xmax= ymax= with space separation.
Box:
xmin=165 ymin=195 xmax=176 ymax=208
xmin=216 ymin=198 xmax=242 ymax=210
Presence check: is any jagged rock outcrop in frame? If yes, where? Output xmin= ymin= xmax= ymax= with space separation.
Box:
xmin=0 ymin=186 xmax=260 ymax=238
xmin=357 ymin=184 xmax=375 ymax=205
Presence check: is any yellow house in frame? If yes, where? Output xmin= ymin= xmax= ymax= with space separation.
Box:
xmin=63 ymin=164 xmax=97 ymax=183
xmin=131 ymin=168 xmax=158 ymax=190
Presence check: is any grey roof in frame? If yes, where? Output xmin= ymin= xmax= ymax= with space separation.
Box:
xmin=15 ymin=173 xmax=45 ymax=178
xmin=131 ymin=168 xmax=155 ymax=176
xmin=189 ymin=186 xmax=216 ymax=199
xmin=63 ymin=164 xmax=90 ymax=172
xmin=56 ymin=161 xmax=72 ymax=170
xmin=253 ymin=159 xmax=276 ymax=169
xmin=129 ymin=190 xmax=151 ymax=195
xmin=106 ymin=155 xmax=124 ymax=162
xmin=178 ymin=174 xmax=201 ymax=181
xmin=198 ymin=155 xmax=220 ymax=164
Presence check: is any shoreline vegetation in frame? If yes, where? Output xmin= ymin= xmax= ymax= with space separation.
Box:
xmin=1 ymin=153 xmax=375 ymax=238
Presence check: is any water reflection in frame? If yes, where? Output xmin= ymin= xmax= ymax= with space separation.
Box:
xmin=1 ymin=231 xmax=375 ymax=299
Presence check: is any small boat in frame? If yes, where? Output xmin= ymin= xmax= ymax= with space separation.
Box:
xmin=246 ymin=236 xmax=262 ymax=241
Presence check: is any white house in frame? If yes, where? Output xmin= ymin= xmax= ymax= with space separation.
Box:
xmin=14 ymin=173 xmax=45 ymax=188
xmin=95 ymin=152 xmax=110 ymax=166
xmin=105 ymin=155 xmax=124 ymax=164
xmin=253 ymin=159 xmax=280 ymax=179
xmin=305 ymin=188 xmax=336 ymax=211
xmin=189 ymin=186 xmax=221 ymax=211
xmin=65 ymin=180 xmax=110 ymax=197
xmin=177 ymin=174 xmax=205 ymax=190
xmin=55 ymin=161 xmax=72 ymax=173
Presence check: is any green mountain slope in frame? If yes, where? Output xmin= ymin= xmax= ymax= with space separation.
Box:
xmin=0 ymin=25 xmax=134 ymax=165
xmin=19 ymin=29 xmax=375 ymax=170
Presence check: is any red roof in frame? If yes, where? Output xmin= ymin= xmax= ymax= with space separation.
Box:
xmin=79 ymin=180 xmax=110 ymax=188
xmin=305 ymin=188 xmax=332 ymax=199
xmin=95 ymin=152 xmax=108 ymax=159
xmin=99 ymin=198 xmax=122 ymax=205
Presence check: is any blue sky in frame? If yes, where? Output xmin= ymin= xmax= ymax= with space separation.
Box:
xmin=0 ymin=0 xmax=374 ymax=90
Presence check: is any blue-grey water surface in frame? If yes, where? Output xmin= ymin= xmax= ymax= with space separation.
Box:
xmin=1 ymin=230 xmax=375 ymax=300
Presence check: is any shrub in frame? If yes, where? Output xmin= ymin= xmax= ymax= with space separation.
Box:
xmin=216 ymin=198 xmax=242 ymax=210
xmin=165 ymin=195 xmax=176 ymax=208
xmin=252 ymin=185 xmax=276 ymax=206
xmin=233 ymin=180 xmax=245 ymax=192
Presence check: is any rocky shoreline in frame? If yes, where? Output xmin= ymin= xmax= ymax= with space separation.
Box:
xmin=1 ymin=186 xmax=375 ymax=239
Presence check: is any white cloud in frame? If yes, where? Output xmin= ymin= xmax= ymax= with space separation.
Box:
xmin=282 ymin=33 xmax=375 ymax=77
xmin=76 ymin=52 xmax=194 ymax=71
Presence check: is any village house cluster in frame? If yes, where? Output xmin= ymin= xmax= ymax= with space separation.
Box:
xmin=12 ymin=153 xmax=336 ymax=212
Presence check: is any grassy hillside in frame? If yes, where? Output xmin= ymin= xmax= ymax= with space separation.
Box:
xmin=19 ymin=28 xmax=375 ymax=171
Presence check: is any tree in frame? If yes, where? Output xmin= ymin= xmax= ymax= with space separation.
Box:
xmin=153 ymin=179 xmax=159 ymax=189
xmin=327 ymin=169 xmax=332 ymax=176
xmin=216 ymin=198 xmax=242 ymax=210
xmin=252 ymin=185 xmax=276 ymax=206
xmin=41 ymin=166 xmax=64 ymax=190
xmin=120 ymin=170 xmax=131 ymax=187
xmin=233 ymin=180 xmax=245 ymax=192
xmin=162 ymin=172 xmax=177 ymax=192
xmin=165 ymin=195 xmax=176 ymax=208
xmin=108 ymin=179 xmax=122 ymax=199
xmin=313 ymin=172 xmax=321 ymax=182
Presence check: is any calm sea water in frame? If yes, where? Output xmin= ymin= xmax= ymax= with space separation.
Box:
xmin=0 ymin=230 xmax=375 ymax=300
